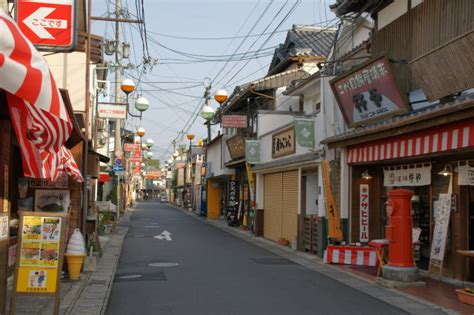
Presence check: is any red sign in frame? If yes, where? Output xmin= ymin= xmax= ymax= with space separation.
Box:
xmin=16 ymin=0 xmax=76 ymax=50
xmin=330 ymin=56 xmax=409 ymax=128
xmin=359 ymin=184 xmax=369 ymax=242
xmin=98 ymin=173 xmax=110 ymax=183
xmin=145 ymin=171 xmax=161 ymax=179
xmin=222 ymin=115 xmax=247 ymax=129
xmin=124 ymin=143 xmax=140 ymax=152
xmin=129 ymin=156 xmax=142 ymax=163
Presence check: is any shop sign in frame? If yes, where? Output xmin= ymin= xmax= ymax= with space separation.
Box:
xmin=272 ymin=127 xmax=295 ymax=158
xmin=145 ymin=171 xmax=161 ymax=179
xmin=226 ymin=135 xmax=245 ymax=159
xmin=330 ymin=56 xmax=410 ymax=128
xmin=16 ymin=0 xmax=77 ymax=51
xmin=14 ymin=212 xmax=66 ymax=294
xmin=359 ymin=184 xmax=369 ymax=242
xmin=29 ymin=173 xmax=69 ymax=189
xmin=295 ymin=117 xmax=315 ymax=148
xmin=245 ymin=140 xmax=260 ymax=164
xmin=457 ymin=164 xmax=474 ymax=185
xmin=430 ymin=194 xmax=452 ymax=267
xmin=97 ymin=104 xmax=127 ymax=119
xmin=0 ymin=214 xmax=8 ymax=240
xmin=222 ymin=115 xmax=247 ymax=129
xmin=228 ymin=180 xmax=239 ymax=209
xmin=383 ymin=165 xmax=431 ymax=187
xmin=129 ymin=156 xmax=142 ymax=163
xmin=124 ymin=143 xmax=140 ymax=152
xmin=98 ymin=173 xmax=110 ymax=183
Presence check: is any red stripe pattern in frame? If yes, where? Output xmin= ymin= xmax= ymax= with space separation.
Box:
xmin=0 ymin=10 xmax=83 ymax=182
xmin=347 ymin=120 xmax=474 ymax=164
xmin=324 ymin=245 xmax=377 ymax=267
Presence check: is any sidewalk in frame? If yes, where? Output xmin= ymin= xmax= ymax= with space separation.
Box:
xmin=175 ymin=206 xmax=465 ymax=315
xmin=9 ymin=208 xmax=132 ymax=315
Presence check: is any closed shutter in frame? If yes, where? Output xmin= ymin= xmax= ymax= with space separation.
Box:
xmin=282 ymin=171 xmax=298 ymax=242
xmin=264 ymin=173 xmax=282 ymax=242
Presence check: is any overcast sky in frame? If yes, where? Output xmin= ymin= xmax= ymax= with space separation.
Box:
xmin=92 ymin=0 xmax=336 ymax=163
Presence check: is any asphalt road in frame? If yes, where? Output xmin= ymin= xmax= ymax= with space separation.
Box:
xmin=106 ymin=201 xmax=406 ymax=315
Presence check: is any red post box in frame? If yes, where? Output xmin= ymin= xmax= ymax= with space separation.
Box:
xmin=385 ymin=189 xmax=414 ymax=268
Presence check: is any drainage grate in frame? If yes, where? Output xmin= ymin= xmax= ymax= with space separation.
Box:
xmin=251 ymin=258 xmax=295 ymax=265
xmin=114 ymin=271 xmax=166 ymax=282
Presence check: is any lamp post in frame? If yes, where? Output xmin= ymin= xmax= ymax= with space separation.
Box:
xmin=145 ymin=138 xmax=154 ymax=150
xmin=121 ymin=78 xmax=150 ymax=120
xmin=200 ymin=81 xmax=228 ymax=143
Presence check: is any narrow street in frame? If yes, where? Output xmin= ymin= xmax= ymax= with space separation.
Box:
xmin=106 ymin=201 xmax=407 ymax=315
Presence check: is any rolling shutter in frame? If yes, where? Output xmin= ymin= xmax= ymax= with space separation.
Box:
xmin=264 ymin=173 xmax=282 ymax=242
xmin=282 ymin=171 xmax=298 ymax=242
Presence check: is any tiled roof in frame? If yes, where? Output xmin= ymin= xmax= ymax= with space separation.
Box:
xmin=329 ymin=0 xmax=387 ymax=17
xmin=268 ymin=25 xmax=336 ymax=75
xmin=323 ymin=91 xmax=474 ymax=145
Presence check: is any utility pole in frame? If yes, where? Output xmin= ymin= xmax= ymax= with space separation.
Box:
xmin=114 ymin=0 xmax=122 ymax=216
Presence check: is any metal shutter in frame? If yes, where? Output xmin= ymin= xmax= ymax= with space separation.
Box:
xmin=282 ymin=171 xmax=298 ymax=242
xmin=264 ymin=173 xmax=282 ymax=242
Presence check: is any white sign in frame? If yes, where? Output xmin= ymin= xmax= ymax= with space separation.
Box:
xmin=383 ymin=165 xmax=431 ymax=187
xmin=359 ymin=184 xmax=369 ymax=242
xmin=98 ymin=104 xmax=127 ymax=119
xmin=154 ymin=230 xmax=172 ymax=241
xmin=0 ymin=215 xmax=8 ymax=240
xmin=430 ymin=194 xmax=451 ymax=266
xmin=458 ymin=164 xmax=474 ymax=185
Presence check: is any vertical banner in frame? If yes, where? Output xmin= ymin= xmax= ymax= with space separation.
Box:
xmin=294 ymin=117 xmax=315 ymax=148
xmin=245 ymin=140 xmax=260 ymax=164
xmin=430 ymin=194 xmax=452 ymax=268
xmin=321 ymin=160 xmax=343 ymax=241
xmin=359 ymin=184 xmax=369 ymax=242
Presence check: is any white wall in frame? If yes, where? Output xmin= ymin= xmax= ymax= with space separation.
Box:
xmin=275 ymin=87 xmax=299 ymax=111
xmin=377 ymin=0 xmax=408 ymax=30
xmin=206 ymin=137 xmax=234 ymax=177
xmin=305 ymin=174 xmax=318 ymax=215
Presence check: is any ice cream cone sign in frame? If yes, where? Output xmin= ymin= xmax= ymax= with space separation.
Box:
xmin=64 ymin=229 xmax=86 ymax=280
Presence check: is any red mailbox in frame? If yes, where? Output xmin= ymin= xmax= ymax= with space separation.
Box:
xmin=385 ymin=189 xmax=414 ymax=268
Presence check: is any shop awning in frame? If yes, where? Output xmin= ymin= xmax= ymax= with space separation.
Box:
xmin=0 ymin=10 xmax=83 ymax=182
xmin=347 ymin=119 xmax=474 ymax=164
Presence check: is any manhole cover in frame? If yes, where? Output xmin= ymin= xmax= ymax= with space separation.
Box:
xmin=252 ymin=258 xmax=295 ymax=265
xmin=148 ymin=262 xmax=179 ymax=267
xmin=119 ymin=274 xmax=142 ymax=279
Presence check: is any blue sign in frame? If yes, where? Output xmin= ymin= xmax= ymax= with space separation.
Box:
xmin=113 ymin=165 xmax=124 ymax=172
xmin=115 ymin=158 xmax=122 ymax=166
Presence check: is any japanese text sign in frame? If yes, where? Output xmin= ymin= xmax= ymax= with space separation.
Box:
xmin=272 ymin=127 xmax=295 ymax=158
xmin=430 ymin=194 xmax=451 ymax=266
xmin=98 ymin=104 xmax=127 ymax=119
xmin=222 ymin=115 xmax=247 ymax=129
xmin=359 ymin=184 xmax=369 ymax=242
xmin=383 ymin=165 xmax=431 ymax=187
xmin=124 ymin=143 xmax=140 ymax=152
xmin=16 ymin=0 xmax=77 ymax=51
xmin=330 ymin=56 xmax=409 ymax=127
xmin=226 ymin=135 xmax=245 ymax=159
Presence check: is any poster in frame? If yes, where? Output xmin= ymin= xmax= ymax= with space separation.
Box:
xmin=430 ymin=194 xmax=451 ymax=266
xmin=457 ymin=164 xmax=474 ymax=185
xmin=359 ymin=184 xmax=369 ymax=242
xmin=0 ymin=215 xmax=8 ymax=240
xmin=34 ymin=190 xmax=70 ymax=213
xmin=16 ymin=215 xmax=63 ymax=293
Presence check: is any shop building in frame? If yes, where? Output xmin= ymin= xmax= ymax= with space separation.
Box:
xmin=325 ymin=0 xmax=474 ymax=280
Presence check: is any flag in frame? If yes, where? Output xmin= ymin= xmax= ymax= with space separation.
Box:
xmin=245 ymin=140 xmax=260 ymax=164
xmin=321 ymin=160 xmax=343 ymax=241
xmin=0 ymin=9 xmax=83 ymax=182
xmin=295 ymin=117 xmax=315 ymax=148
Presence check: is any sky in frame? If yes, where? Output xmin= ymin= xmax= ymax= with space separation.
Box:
xmin=91 ymin=0 xmax=337 ymax=164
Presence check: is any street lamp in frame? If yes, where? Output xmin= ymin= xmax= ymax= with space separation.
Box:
xmin=136 ymin=127 xmax=145 ymax=138
xmin=135 ymin=96 xmax=150 ymax=119
xmin=141 ymin=143 xmax=148 ymax=151
xmin=121 ymin=78 xmax=135 ymax=95
xmin=145 ymin=138 xmax=154 ymax=149
xmin=214 ymin=89 xmax=228 ymax=105
xmin=146 ymin=151 xmax=153 ymax=159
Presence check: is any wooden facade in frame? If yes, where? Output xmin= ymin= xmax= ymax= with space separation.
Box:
xmin=372 ymin=0 xmax=474 ymax=96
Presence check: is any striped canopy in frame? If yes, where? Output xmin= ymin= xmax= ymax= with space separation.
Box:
xmin=0 ymin=10 xmax=83 ymax=182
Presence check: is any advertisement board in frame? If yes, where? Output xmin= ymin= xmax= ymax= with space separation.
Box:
xmin=98 ymin=104 xmax=127 ymax=119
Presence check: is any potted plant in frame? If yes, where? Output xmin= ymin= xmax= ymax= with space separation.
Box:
xmin=455 ymin=287 xmax=474 ymax=306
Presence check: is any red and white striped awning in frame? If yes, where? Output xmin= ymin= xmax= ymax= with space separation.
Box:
xmin=0 ymin=10 xmax=83 ymax=182
xmin=347 ymin=119 xmax=474 ymax=164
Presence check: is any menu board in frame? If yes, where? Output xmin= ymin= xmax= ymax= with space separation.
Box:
xmin=14 ymin=213 xmax=66 ymax=294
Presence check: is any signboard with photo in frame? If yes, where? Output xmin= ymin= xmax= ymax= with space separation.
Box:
xmin=330 ymin=56 xmax=410 ymax=127
xmin=12 ymin=212 xmax=67 ymax=300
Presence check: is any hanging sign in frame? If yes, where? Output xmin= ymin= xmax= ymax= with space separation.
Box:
xmin=228 ymin=180 xmax=239 ymax=210
xmin=330 ymin=56 xmax=409 ymax=127
xmin=383 ymin=165 xmax=431 ymax=187
xmin=294 ymin=117 xmax=315 ymax=148
xmin=245 ymin=140 xmax=260 ymax=164
xmin=226 ymin=135 xmax=245 ymax=159
xmin=124 ymin=143 xmax=140 ymax=152
xmin=16 ymin=0 xmax=77 ymax=51
xmin=222 ymin=115 xmax=247 ymax=129
xmin=359 ymin=184 xmax=369 ymax=242
xmin=13 ymin=212 xmax=67 ymax=294
xmin=457 ymin=164 xmax=474 ymax=185
xmin=429 ymin=194 xmax=452 ymax=268
xmin=97 ymin=104 xmax=127 ymax=119
xmin=272 ymin=127 xmax=295 ymax=158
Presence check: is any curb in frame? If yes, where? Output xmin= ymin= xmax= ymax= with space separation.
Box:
xmin=171 ymin=205 xmax=451 ymax=315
